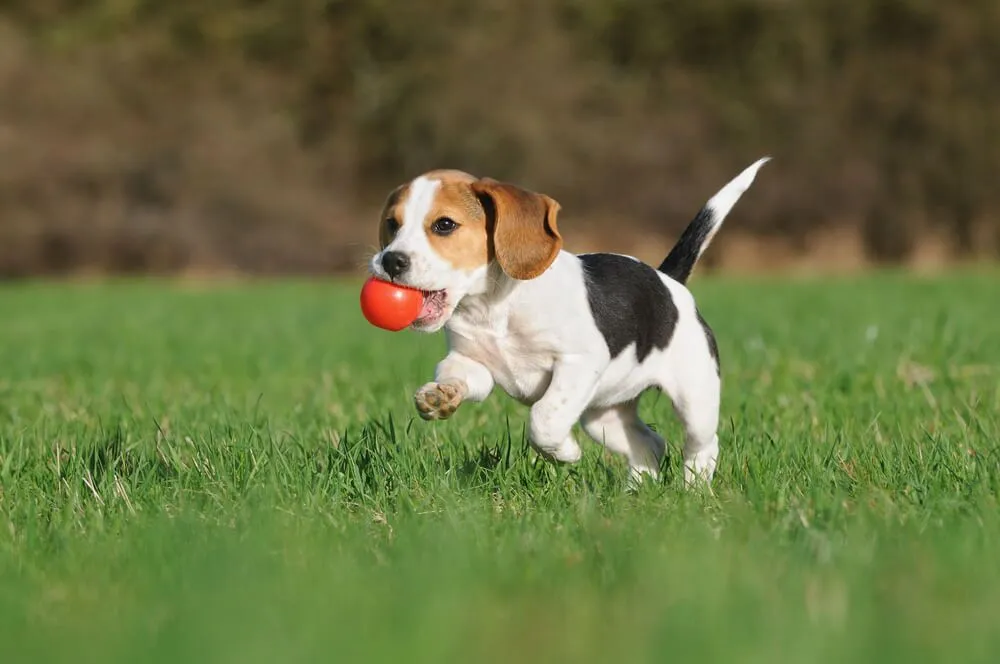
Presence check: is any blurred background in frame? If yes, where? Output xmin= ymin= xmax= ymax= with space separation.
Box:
xmin=1 ymin=0 xmax=998 ymax=278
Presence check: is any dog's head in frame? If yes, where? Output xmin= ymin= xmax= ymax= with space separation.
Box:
xmin=369 ymin=170 xmax=563 ymax=332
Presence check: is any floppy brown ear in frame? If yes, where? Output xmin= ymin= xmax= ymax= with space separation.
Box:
xmin=472 ymin=178 xmax=563 ymax=280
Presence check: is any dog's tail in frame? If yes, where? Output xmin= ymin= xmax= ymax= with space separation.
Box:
xmin=658 ymin=157 xmax=770 ymax=284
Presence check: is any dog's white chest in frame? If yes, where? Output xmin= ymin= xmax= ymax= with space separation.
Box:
xmin=447 ymin=312 xmax=555 ymax=404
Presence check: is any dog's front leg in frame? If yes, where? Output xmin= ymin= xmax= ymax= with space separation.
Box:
xmin=528 ymin=360 xmax=603 ymax=464
xmin=414 ymin=351 xmax=494 ymax=421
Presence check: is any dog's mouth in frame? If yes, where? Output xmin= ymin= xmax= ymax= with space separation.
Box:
xmin=413 ymin=289 xmax=449 ymax=328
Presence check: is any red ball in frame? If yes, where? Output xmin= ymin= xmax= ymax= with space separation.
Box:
xmin=360 ymin=277 xmax=424 ymax=331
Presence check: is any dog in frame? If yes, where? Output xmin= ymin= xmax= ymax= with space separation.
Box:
xmin=369 ymin=158 xmax=768 ymax=485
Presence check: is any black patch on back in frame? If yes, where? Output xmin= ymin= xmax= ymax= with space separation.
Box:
xmin=580 ymin=253 xmax=678 ymax=362
xmin=696 ymin=309 xmax=720 ymax=376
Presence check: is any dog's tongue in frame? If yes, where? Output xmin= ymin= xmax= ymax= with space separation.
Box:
xmin=417 ymin=291 xmax=446 ymax=322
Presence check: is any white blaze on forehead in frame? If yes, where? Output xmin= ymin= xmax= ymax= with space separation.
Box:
xmin=401 ymin=176 xmax=440 ymax=231
xmin=380 ymin=175 xmax=452 ymax=290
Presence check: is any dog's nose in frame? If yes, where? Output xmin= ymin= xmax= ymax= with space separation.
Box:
xmin=381 ymin=251 xmax=410 ymax=280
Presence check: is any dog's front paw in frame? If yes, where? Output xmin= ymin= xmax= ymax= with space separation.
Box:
xmin=414 ymin=381 xmax=465 ymax=421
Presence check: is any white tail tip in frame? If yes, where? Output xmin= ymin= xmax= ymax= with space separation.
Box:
xmin=706 ymin=156 xmax=771 ymax=219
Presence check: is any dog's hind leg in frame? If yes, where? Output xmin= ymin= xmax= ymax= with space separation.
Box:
xmin=580 ymin=402 xmax=665 ymax=483
xmin=663 ymin=372 xmax=721 ymax=487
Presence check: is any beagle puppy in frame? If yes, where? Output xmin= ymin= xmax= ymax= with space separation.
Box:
xmin=369 ymin=158 xmax=769 ymax=485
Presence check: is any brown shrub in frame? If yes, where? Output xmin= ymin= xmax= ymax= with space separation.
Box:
xmin=0 ymin=0 xmax=998 ymax=276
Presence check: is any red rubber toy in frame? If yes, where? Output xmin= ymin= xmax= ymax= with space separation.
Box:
xmin=360 ymin=277 xmax=424 ymax=331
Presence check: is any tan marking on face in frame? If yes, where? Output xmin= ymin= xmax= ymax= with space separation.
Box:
xmin=377 ymin=170 xmax=561 ymax=278
xmin=423 ymin=175 xmax=490 ymax=272
xmin=378 ymin=183 xmax=410 ymax=248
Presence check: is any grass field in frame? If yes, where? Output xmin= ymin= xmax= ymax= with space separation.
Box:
xmin=1 ymin=273 xmax=998 ymax=663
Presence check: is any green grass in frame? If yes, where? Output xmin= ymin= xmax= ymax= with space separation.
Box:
xmin=1 ymin=272 xmax=999 ymax=663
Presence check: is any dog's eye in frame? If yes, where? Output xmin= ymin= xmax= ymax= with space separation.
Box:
xmin=431 ymin=217 xmax=458 ymax=236
xmin=385 ymin=218 xmax=400 ymax=235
